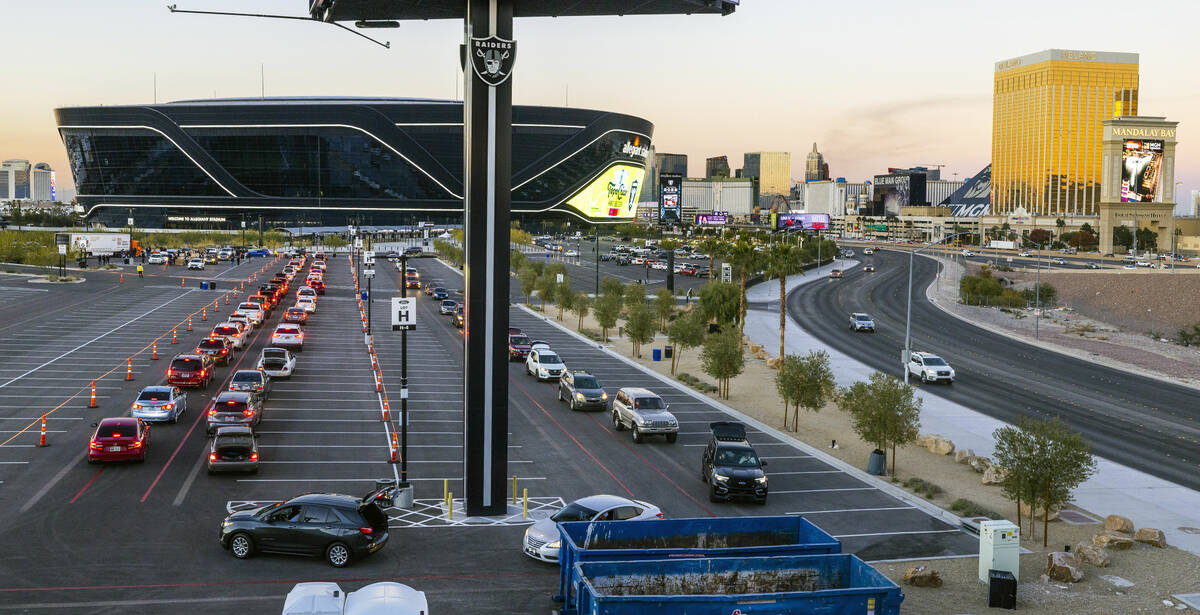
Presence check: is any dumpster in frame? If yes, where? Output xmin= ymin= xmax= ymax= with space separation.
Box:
xmin=556 ymin=515 xmax=840 ymax=606
xmin=200 ymin=281 xmax=210 ymax=290
xmin=566 ymin=554 xmax=903 ymax=615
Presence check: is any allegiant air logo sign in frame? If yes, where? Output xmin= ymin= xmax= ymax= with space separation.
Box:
xmin=621 ymin=142 xmax=649 ymax=158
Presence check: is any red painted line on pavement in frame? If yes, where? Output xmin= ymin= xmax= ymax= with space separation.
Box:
xmin=0 ymin=571 xmax=557 ymax=593
xmin=510 ymin=377 xmax=635 ymax=498
xmin=69 ymin=467 xmax=104 ymax=504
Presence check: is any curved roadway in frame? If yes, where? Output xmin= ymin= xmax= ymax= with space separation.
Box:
xmin=787 ymin=249 xmax=1200 ymax=491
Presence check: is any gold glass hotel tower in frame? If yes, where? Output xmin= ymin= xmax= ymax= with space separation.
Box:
xmin=992 ymin=50 xmax=1139 ymax=216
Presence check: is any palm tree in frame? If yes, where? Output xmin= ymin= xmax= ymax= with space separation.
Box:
xmin=764 ymin=244 xmax=804 ymax=361
xmin=697 ymin=238 xmax=728 ymax=281
xmin=726 ymin=240 xmax=761 ymax=338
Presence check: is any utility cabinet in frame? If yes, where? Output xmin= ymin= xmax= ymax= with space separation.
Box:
xmin=978 ymin=519 xmax=1021 ymax=582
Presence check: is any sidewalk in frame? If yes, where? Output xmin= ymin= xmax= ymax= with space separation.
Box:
xmin=743 ymin=261 xmax=1200 ymax=557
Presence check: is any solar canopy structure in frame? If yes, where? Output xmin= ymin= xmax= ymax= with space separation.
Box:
xmin=310 ymin=0 xmax=738 ymax=516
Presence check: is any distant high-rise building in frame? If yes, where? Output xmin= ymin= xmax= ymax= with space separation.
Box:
xmin=31 ymin=163 xmax=54 ymax=201
xmin=646 ymin=152 xmax=687 ymax=201
xmin=705 ymin=156 xmax=731 ymax=178
xmin=742 ymin=152 xmax=791 ymax=197
xmin=992 ymin=49 xmax=1139 ymax=216
xmin=805 ymin=143 xmax=828 ymax=181
xmin=1191 ymin=190 xmax=1200 ymax=217
xmin=1 ymin=159 xmax=31 ymax=200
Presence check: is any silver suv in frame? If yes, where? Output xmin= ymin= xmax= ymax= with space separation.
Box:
xmin=849 ymin=312 xmax=875 ymax=332
xmin=611 ymin=388 xmax=678 ymax=444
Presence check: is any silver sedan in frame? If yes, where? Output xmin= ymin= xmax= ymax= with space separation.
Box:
xmin=522 ymin=494 xmax=662 ymax=563
xmin=130 ymin=386 xmax=187 ymax=423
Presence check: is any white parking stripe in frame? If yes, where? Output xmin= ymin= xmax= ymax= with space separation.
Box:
xmin=786 ymin=506 xmax=916 ymax=515
xmin=772 ymin=487 xmax=876 ymax=494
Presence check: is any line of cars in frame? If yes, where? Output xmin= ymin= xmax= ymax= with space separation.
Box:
xmin=421 ymin=278 xmax=465 ymax=329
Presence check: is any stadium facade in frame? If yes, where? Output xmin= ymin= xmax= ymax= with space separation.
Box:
xmin=55 ymin=97 xmax=653 ymax=229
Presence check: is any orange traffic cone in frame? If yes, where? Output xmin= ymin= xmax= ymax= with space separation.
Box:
xmin=89 ymin=381 xmax=97 ymax=408
xmin=213 ymin=299 xmax=219 ymax=313
xmin=382 ymin=396 xmax=390 ymax=421
xmin=181 ymin=277 xmax=185 ymax=287
xmin=125 ymin=357 xmax=133 ymax=381
xmin=172 ymin=328 xmax=178 ymax=344
xmin=152 ymin=340 xmax=158 ymax=360
xmin=38 ymin=414 xmax=47 ymax=447
xmin=119 ymin=273 xmax=124 ymax=284
xmin=389 ymin=430 xmax=400 ymax=463
xmin=225 ymin=293 xmax=230 ymax=305
xmin=187 ymin=316 xmax=192 ymax=331
xmin=202 ymin=308 xmax=207 ymax=322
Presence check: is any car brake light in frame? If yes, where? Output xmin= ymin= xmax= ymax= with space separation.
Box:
xmin=209 ymin=453 xmax=217 ymax=462
xmin=130 ymin=441 xmax=143 ymax=448
xmin=250 ymin=453 xmax=258 ymax=461
xmin=207 ymin=409 xmax=217 ymax=416
xmin=359 ymin=526 xmax=373 ymax=535
xmin=242 ymin=409 xmax=254 ymax=417
xmin=167 ymin=369 xmax=174 ymax=377
xmin=200 ymin=369 xmax=207 ymax=377
xmin=257 ymin=366 xmax=264 ymax=371
xmin=656 ymin=512 xmax=664 ymax=519
xmin=89 ymin=441 xmax=103 ymax=450
xmin=132 ymin=403 xmax=143 ymax=409
xmin=162 ymin=404 xmax=173 ymax=410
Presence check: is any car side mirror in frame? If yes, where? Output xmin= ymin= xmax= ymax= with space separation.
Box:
xmin=90 ymin=422 xmax=98 ymax=428
xmin=760 ymin=460 xmax=768 ymax=467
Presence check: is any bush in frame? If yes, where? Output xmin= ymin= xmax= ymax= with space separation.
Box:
xmin=1176 ymin=324 xmax=1200 ymax=347
xmin=902 ymin=477 xmax=944 ymax=499
xmin=1019 ymin=282 xmax=1057 ymax=306
xmin=580 ymin=328 xmax=604 ymax=342
xmin=949 ymin=498 xmax=1004 ymax=520
xmin=676 ymin=372 xmax=719 ymax=394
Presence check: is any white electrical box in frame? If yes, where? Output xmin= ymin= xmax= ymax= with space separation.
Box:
xmin=978 ymin=519 xmax=1020 ymax=583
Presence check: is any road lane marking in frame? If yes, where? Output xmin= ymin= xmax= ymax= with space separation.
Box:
xmin=69 ymin=467 xmax=105 ymax=504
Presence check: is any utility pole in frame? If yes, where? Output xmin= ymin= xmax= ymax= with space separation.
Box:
xmin=399 ymin=254 xmax=409 ymax=487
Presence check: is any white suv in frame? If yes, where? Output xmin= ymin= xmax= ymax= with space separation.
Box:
xmin=526 ymin=348 xmax=566 ymax=381
xmin=187 ymin=258 xmax=205 ymax=270
xmin=907 ymin=352 xmax=955 ymax=384
xmin=849 ymin=313 xmax=875 ymax=332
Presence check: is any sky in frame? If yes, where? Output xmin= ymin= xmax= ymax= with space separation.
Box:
xmin=3 ymin=0 xmax=1199 ymax=207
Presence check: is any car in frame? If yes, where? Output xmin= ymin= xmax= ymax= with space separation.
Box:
xmin=283 ymin=306 xmax=308 ymax=324
xmin=424 ymin=282 xmax=439 ymax=296
xmin=521 ymin=495 xmax=662 ymax=563
xmin=1019 ymin=250 xmax=1032 ymax=257
xmin=508 ymin=334 xmax=533 ymax=361
xmin=271 ymin=323 xmax=305 ymax=351
xmin=405 ymin=274 xmax=421 ymax=289
xmin=508 ymin=327 xmax=523 ymax=335
xmin=218 ymin=488 xmax=392 ymax=567
xmin=228 ymin=312 xmax=251 ymax=329
xmin=599 ymin=253 xmax=615 ymax=262
xmin=403 ymin=246 xmax=424 ymax=257
xmin=564 ymin=250 xmax=579 ymax=257
xmin=1136 ymin=260 xmax=1153 ymax=268
xmin=616 ymin=256 xmax=631 ymax=266
xmin=207 ymin=425 xmax=260 ymax=475
xmin=196 ymin=336 xmax=233 ymax=366
xmin=88 ymin=417 xmax=150 ymax=464
xmin=679 ymin=265 xmax=697 ymax=276
xmin=258 ymin=347 xmax=297 ymax=379
xmin=701 ymin=422 xmax=768 ymax=504
xmin=557 ymin=370 xmax=608 ymax=411
xmin=229 ymin=369 xmax=270 ymax=402
xmin=961 ymin=249 xmax=975 ymax=257
xmin=187 ymin=258 xmax=205 ymax=270
xmin=437 ymin=299 xmax=456 ymax=315
xmin=247 ymin=248 xmax=271 ymax=257
xmin=1123 ymin=264 xmax=1137 ymax=270
xmin=849 ymin=312 xmax=875 ymax=332
xmin=529 ymin=340 xmax=550 ymax=352
xmin=828 ymin=269 xmax=843 ymax=279
xmin=204 ymin=253 xmax=219 ymax=264
xmin=296 ymin=296 xmax=318 ymax=314
xmin=694 ymin=266 xmax=710 ymax=277
xmin=131 ymin=386 xmax=188 ymax=424
xmin=432 ymin=287 xmax=449 ymax=300
xmin=210 ymin=323 xmax=248 ymax=350
xmin=863 ymin=264 xmax=875 ymax=272
xmin=1051 ymin=257 xmax=1067 ymax=265
xmin=236 ymin=303 xmax=265 ymax=326
xmin=147 ymin=252 xmax=168 ymax=265
xmin=526 ymin=347 xmax=566 ymax=381
xmin=1085 ymin=262 xmax=1100 ymax=269
xmin=305 ymin=278 xmax=326 ymax=295
xmin=907 ymin=351 xmax=955 ymax=384
xmin=205 ymin=391 xmax=263 ymax=434
xmin=610 ymin=388 xmax=678 ymax=443
xmin=297 ymin=286 xmax=317 ymax=300
xmin=863 ymin=248 xmax=874 ymax=255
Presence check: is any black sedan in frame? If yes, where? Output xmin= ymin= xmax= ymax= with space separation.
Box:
xmin=218 ymin=489 xmax=393 ymax=567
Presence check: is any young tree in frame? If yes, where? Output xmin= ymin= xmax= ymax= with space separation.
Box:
xmin=653 ymin=288 xmax=676 ymax=331
xmin=774 ymin=350 xmax=835 ymax=432
xmin=536 ymin=272 xmax=559 ymax=310
xmin=666 ymin=310 xmax=706 ymax=375
xmin=992 ymin=421 xmax=1042 ymax=538
xmin=701 ymin=328 xmax=745 ymax=399
xmin=600 ymin=276 xmax=624 ymax=301
xmin=556 ymin=279 xmax=575 ymax=321
xmin=625 ymin=304 xmax=656 ymax=358
xmin=726 ymin=240 xmax=762 ymax=338
xmin=510 ymin=249 xmax=527 ymax=273
xmin=1028 ymin=228 xmax=1054 ymax=246
xmin=763 ymin=244 xmax=804 ymax=360
xmin=697 ymin=238 xmax=729 ymax=281
xmin=838 ymin=372 xmax=922 ymax=476
xmin=518 ymin=263 xmax=539 ymax=305
xmin=623 ymin=281 xmax=646 ymax=311
xmin=993 ymin=418 xmax=1096 ymax=545
xmin=570 ymin=290 xmax=591 ymax=331
xmin=593 ymin=294 xmax=621 ymax=342
xmin=697 ymin=280 xmax=740 ymax=327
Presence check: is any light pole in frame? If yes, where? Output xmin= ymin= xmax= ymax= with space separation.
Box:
xmin=398 ymin=254 xmax=410 ymax=487
xmin=904 ymin=232 xmax=971 ymax=385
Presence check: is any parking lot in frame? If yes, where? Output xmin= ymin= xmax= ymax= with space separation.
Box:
xmin=0 ymin=250 xmax=976 ymax=613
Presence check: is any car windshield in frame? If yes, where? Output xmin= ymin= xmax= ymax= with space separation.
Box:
xmin=551 ymin=502 xmax=600 ymax=523
xmin=633 ymin=397 xmax=665 ymax=410
xmin=97 ymin=423 xmax=134 ymax=438
xmin=923 ymin=357 xmax=948 ymax=366
xmin=232 ymin=372 xmax=261 ymax=383
xmin=539 ymin=353 xmax=561 ymax=364
xmin=171 ymin=358 xmax=201 ymax=370
xmin=199 ymin=339 xmax=224 ymax=349
xmin=510 ymin=336 xmax=531 ymax=346
xmin=138 ymin=389 xmax=170 ymax=401
xmin=716 ymin=448 xmax=760 ymax=467
xmin=573 ymin=376 xmax=599 ymax=389
xmin=855 ymin=315 xmax=871 ymax=321
xmin=435 ymin=288 xmax=447 ymax=293
xmin=214 ymin=435 xmax=254 ymax=450
xmin=238 ymin=304 xmax=259 ymax=311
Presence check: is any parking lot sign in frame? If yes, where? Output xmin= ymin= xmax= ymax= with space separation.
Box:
xmin=721 ymin=262 xmax=732 ymax=283
xmin=392 ymin=297 xmax=417 ymax=331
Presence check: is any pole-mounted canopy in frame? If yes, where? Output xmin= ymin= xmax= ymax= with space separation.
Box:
xmin=308 ymin=0 xmax=738 ymax=21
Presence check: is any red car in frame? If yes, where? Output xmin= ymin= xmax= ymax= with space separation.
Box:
xmin=306 ymin=278 xmax=326 ymax=294
xmin=88 ymin=417 xmax=149 ymax=463
xmin=166 ymin=354 xmax=215 ymax=388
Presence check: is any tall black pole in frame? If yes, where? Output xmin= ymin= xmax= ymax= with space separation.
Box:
xmin=463 ymin=0 xmax=513 ymax=515
xmin=367 ymin=275 xmax=372 ymax=333
xmin=594 ymin=225 xmax=600 ymax=297
xmin=399 ymin=254 xmax=409 ymax=485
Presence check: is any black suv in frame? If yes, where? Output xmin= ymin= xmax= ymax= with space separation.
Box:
xmin=701 ymin=422 xmax=768 ymax=504
xmin=557 ymin=370 xmax=608 ymax=411
xmin=218 ymin=488 xmax=394 ymax=567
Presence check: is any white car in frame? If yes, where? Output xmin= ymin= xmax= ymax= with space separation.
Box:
xmin=210 ymin=322 xmax=249 ymax=350
xmin=187 ymin=258 xmax=205 ymax=270
xmin=296 ymin=296 xmax=317 ymax=313
xmin=907 ymin=351 xmax=955 ymax=384
xmin=228 ymin=312 xmax=251 ymax=329
xmin=297 ymin=286 xmax=317 ymax=300
xmin=283 ymin=582 xmax=428 ymax=615
xmin=1050 ymin=257 xmax=1067 ymax=265
xmin=522 ymin=495 xmax=662 ymax=563
xmin=863 ymin=248 xmax=874 ymax=255
xmin=235 ymin=303 xmax=265 ymax=326
xmin=271 ymin=323 xmax=304 ymax=351
xmin=1018 ymin=251 xmax=1032 ymax=257
xmin=1136 ymin=260 xmax=1154 ymax=268
xmin=849 ymin=312 xmax=875 ymax=332
xmin=257 ymin=347 xmax=296 ymax=379
xmin=147 ymin=252 xmax=168 ymax=265
xmin=526 ymin=348 xmax=566 ymax=381
xmin=218 ymin=249 xmax=233 ymax=261
xmin=961 ymin=249 xmax=975 ymax=257
xmin=564 ymin=249 xmax=579 ymax=257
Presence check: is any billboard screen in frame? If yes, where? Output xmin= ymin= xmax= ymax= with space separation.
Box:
xmin=773 ymin=212 xmax=831 ymax=231
xmin=873 ymin=174 xmax=911 ymax=216
xmin=695 ymin=213 xmax=728 ymax=225
xmin=659 ymin=172 xmax=682 ymax=225
xmin=563 ymin=164 xmax=644 ymax=219
xmin=1121 ymin=140 xmax=1163 ymax=203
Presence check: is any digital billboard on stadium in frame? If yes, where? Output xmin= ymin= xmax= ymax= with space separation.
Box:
xmin=563 ymin=164 xmax=644 ymax=219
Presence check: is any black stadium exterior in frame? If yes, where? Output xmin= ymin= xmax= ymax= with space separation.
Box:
xmin=54 ymin=97 xmax=654 ymax=228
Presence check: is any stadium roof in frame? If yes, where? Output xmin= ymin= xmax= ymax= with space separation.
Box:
xmin=309 ymin=0 xmax=738 ymax=22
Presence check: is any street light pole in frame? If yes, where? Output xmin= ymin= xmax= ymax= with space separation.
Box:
xmin=399 ymin=254 xmax=409 ymax=486
xmin=904 ymin=232 xmax=969 ymax=385
xmin=594 ymin=225 xmax=600 ymax=297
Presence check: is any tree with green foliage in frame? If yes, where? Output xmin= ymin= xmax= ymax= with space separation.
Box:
xmin=1019 ymin=282 xmax=1056 ymax=306
xmin=518 ymin=264 xmax=539 ymax=305
xmin=697 ymin=238 xmax=729 ymax=281
xmin=1135 ymin=227 xmax=1158 ymax=253
xmin=838 ymin=372 xmax=922 ymax=476
xmin=625 ymin=304 xmax=656 ymax=358
xmin=570 ymin=291 xmax=591 ymax=331
xmin=726 ymin=240 xmax=761 ymax=338
xmin=536 ymin=272 xmax=559 ymax=310
xmin=600 ymin=276 xmax=624 ymax=301
xmin=653 ymin=288 xmax=676 ymax=331
xmin=697 ymin=281 xmax=740 ymax=326
xmin=701 ymin=328 xmax=745 ymax=399
xmin=322 ymin=235 xmax=348 ymax=249
xmin=555 ymin=279 xmax=574 ymax=321
xmin=666 ymin=309 xmax=706 ymax=375
xmin=763 ymin=243 xmax=804 ymax=360
xmin=593 ymin=294 xmax=621 ymax=342
xmin=1112 ymin=225 xmax=1133 ymax=250
xmin=510 ymin=249 xmax=527 ymax=273
xmin=774 ymin=351 xmax=835 ymax=432
xmin=623 ymin=281 xmax=646 ymax=311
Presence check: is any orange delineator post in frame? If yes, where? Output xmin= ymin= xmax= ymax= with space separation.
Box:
xmin=225 ymin=293 xmax=230 ymax=305
xmin=181 ymin=277 xmax=185 ymax=287
xmin=172 ymin=328 xmax=178 ymax=344
xmin=389 ymin=430 xmax=400 ymax=463
xmin=382 ymin=396 xmax=390 ymax=421
xmin=152 ymin=340 xmax=158 ymax=360
xmin=202 ymin=308 xmax=207 ymax=322
xmin=89 ymin=381 xmax=97 ymax=408
xmin=213 ymin=299 xmax=219 ymax=313
xmin=374 ymin=371 xmax=381 ymax=393
xmin=125 ymin=357 xmax=133 ymax=381
xmin=38 ymin=415 xmax=47 ymax=447
xmin=119 ymin=273 xmax=124 ymax=284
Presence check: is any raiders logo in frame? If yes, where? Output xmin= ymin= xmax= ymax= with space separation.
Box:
xmin=470 ymin=36 xmax=516 ymax=87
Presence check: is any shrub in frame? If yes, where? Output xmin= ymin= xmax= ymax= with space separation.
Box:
xmin=949 ymin=498 xmax=1004 ymax=520
xmin=676 ymin=372 xmax=719 ymax=394
xmin=902 ymin=477 xmax=944 ymax=499
xmin=1019 ymin=283 xmax=1057 ymax=306
xmin=1176 ymin=324 xmax=1200 ymax=347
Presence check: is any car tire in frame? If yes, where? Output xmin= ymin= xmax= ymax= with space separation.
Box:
xmin=631 ymin=426 xmax=642 ymax=444
xmin=666 ymin=433 xmax=677 ymax=444
xmin=137 ymin=453 xmax=146 ymax=463
xmin=709 ymin=489 xmax=721 ymax=503
xmin=557 ymin=387 xmax=564 ymax=402
xmin=229 ymin=533 xmax=254 ymax=559
xmin=611 ymin=411 xmax=623 ymax=431
xmin=325 ymin=542 xmax=352 ymax=568
xmin=207 ymin=468 xmax=215 ymax=475
xmin=756 ymin=497 xmax=768 ymax=506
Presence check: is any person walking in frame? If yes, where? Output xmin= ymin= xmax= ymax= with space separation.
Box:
xmin=136 ymin=263 xmax=144 ymax=278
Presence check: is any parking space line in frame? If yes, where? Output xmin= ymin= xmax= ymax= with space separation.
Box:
xmin=768 ymin=470 xmax=844 ymax=475
xmin=772 ymin=487 xmax=876 ymax=494
xmin=786 ymin=506 xmax=916 ymax=515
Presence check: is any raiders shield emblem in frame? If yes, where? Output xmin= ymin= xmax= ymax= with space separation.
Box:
xmin=471 ymin=36 xmax=516 ymax=87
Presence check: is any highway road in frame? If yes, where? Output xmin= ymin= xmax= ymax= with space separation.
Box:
xmin=786 ymin=248 xmax=1200 ymax=491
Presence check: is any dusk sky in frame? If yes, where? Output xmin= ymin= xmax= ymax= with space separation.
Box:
xmin=4 ymin=0 xmax=1198 ymax=205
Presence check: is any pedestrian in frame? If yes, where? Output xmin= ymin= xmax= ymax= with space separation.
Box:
xmin=136 ymin=264 xmax=144 ymax=278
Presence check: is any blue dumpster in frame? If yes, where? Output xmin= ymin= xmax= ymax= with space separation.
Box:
xmin=557 ymin=515 xmax=840 ymax=607
xmin=566 ymin=554 xmax=904 ymax=615
xmin=652 ymin=348 xmax=661 ymax=362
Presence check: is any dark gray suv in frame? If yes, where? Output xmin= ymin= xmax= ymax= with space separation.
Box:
xmin=557 ymin=370 xmax=608 ymax=411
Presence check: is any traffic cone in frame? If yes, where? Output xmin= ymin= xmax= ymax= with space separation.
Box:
xmin=213 ymin=298 xmax=219 ymax=313
xmin=389 ymin=430 xmax=399 ymax=463
xmin=202 ymin=308 xmax=207 ymax=322
xmin=382 ymin=396 xmax=390 ymax=421
xmin=120 ymin=273 xmax=124 ymax=284
xmin=152 ymin=340 xmax=158 ymax=360
xmin=374 ymin=370 xmax=381 ymax=393
xmin=37 ymin=414 xmax=47 ymax=447
xmin=172 ymin=328 xmax=178 ymax=344
xmin=181 ymin=277 xmax=185 ymax=287
xmin=125 ymin=357 xmax=133 ymax=381
xmin=187 ymin=316 xmax=192 ymax=331
xmin=89 ymin=381 xmax=97 ymax=408
xmin=225 ymin=293 xmax=230 ymax=305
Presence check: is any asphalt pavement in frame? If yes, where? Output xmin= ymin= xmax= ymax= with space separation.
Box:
xmin=786 ymin=248 xmax=1200 ymax=491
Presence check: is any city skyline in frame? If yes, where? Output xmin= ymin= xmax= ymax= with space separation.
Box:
xmin=2 ymin=0 xmax=1198 ymax=207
